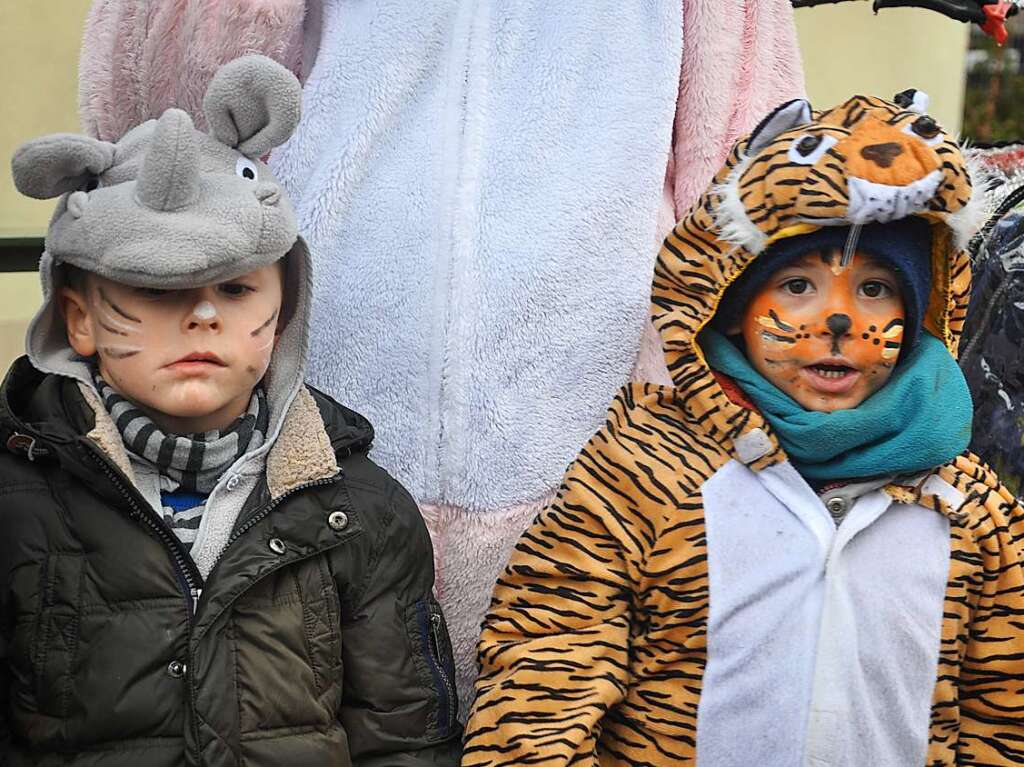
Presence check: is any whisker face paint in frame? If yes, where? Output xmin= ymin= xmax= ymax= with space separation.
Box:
xmin=81 ymin=262 xmax=285 ymax=435
xmin=250 ymin=309 xmax=278 ymax=337
xmin=737 ymin=250 xmax=906 ymax=412
xmin=101 ymin=346 xmax=142 ymax=359
xmin=97 ymin=318 xmax=128 ymax=336
xmin=98 ymin=286 xmax=141 ymax=323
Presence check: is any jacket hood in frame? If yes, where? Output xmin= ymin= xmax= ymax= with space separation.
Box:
xmin=652 ymin=92 xmax=983 ymax=439
xmin=10 ymin=55 xmax=312 ymax=460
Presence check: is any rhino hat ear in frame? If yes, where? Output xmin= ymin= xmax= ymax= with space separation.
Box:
xmin=746 ymin=98 xmax=813 ymax=156
xmin=203 ymin=55 xmax=302 ymax=159
xmin=11 ymin=134 xmax=116 ymax=199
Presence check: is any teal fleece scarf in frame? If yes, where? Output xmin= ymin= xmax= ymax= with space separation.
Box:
xmin=700 ymin=329 xmax=973 ymax=481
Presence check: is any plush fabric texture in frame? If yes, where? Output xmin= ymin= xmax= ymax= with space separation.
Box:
xmin=12 ymin=57 xmax=301 ymax=290
xmin=701 ymin=328 xmax=973 ymax=480
xmin=714 ymin=219 xmax=934 ymax=351
xmin=79 ymin=0 xmax=306 ymax=140
xmin=270 ymin=2 xmax=686 ymax=512
xmin=75 ymin=0 xmax=806 ymax=711
xmin=463 ymin=94 xmax=1024 ymax=766
xmin=698 ymin=461 xmax=949 ymax=767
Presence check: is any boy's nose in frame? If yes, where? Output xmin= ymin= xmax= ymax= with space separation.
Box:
xmin=826 ymin=313 xmax=852 ymax=338
xmin=187 ymin=300 xmax=220 ymax=330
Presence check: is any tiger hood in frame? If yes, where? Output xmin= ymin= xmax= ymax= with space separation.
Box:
xmin=654 ymin=92 xmax=983 ymax=406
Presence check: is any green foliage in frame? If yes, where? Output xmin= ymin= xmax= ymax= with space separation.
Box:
xmin=963 ymin=29 xmax=1024 ymax=143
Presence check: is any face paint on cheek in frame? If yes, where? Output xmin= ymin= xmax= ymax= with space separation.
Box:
xmin=820 ymin=250 xmax=847 ymax=277
xmin=880 ymin=318 xmax=904 ymax=361
xmin=250 ymin=309 xmax=279 ymax=353
xmin=97 ymin=287 xmax=142 ymax=324
xmin=100 ymin=346 xmax=142 ymax=359
xmin=755 ymin=308 xmax=801 ymax=347
xmin=250 ymin=310 xmax=278 ymax=338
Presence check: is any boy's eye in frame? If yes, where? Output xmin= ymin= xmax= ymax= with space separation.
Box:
xmin=218 ymin=283 xmax=253 ymax=296
xmin=136 ymin=287 xmax=170 ymax=298
xmin=860 ymin=280 xmax=894 ymax=299
xmin=782 ymin=277 xmax=812 ymax=295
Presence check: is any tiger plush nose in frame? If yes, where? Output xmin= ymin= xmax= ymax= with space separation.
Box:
xmin=861 ymin=142 xmax=903 ymax=169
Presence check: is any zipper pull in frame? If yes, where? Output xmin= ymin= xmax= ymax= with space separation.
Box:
xmin=190 ymin=587 xmax=202 ymax=615
xmin=430 ymin=611 xmax=444 ymax=652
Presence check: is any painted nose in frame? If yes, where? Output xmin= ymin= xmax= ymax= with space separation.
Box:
xmin=187 ymin=300 xmax=220 ymax=329
xmin=826 ymin=313 xmax=852 ymax=338
xmin=860 ymin=142 xmax=903 ymax=169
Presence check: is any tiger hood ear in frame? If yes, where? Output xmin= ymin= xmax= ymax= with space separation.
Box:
xmin=746 ymin=99 xmax=813 ymax=155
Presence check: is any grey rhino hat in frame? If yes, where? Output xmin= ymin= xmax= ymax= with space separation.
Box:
xmin=11 ymin=54 xmax=302 ymax=289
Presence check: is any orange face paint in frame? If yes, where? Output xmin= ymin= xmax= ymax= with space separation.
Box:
xmin=736 ymin=249 xmax=905 ymax=412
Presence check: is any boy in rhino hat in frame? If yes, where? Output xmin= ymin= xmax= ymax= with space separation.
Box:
xmin=0 ymin=55 xmax=461 ymax=766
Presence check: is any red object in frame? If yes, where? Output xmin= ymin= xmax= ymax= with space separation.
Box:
xmin=981 ymin=2 xmax=1012 ymax=45
xmin=712 ymin=371 xmax=758 ymax=411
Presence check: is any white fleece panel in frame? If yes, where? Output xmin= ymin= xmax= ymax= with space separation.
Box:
xmin=697 ymin=460 xmax=950 ymax=767
xmin=270 ymin=0 xmax=682 ymax=511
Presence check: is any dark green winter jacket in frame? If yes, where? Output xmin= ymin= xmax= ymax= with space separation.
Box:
xmin=0 ymin=357 xmax=462 ymax=766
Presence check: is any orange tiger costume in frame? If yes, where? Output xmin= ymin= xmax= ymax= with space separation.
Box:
xmin=462 ymin=95 xmax=1024 ymax=766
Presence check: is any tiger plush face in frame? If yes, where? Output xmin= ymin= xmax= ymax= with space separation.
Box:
xmin=713 ymin=92 xmax=975 ymax=255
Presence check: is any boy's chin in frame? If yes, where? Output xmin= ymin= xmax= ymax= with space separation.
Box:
xmin=124 ymin=382 xmax=253 ymax=433
xmin=787 ymin=387 xmax=870 ymax=413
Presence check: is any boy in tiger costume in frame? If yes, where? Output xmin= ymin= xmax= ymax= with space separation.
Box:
xmin=461 ymin=92 xmax=1024 ymax=766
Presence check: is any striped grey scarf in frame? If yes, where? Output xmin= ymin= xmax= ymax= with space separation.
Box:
xmin=93 ymin=373 xmax=268 ymax=550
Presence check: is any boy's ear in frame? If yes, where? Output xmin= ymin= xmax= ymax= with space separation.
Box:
xmin=59 ymin=286 xmax=98 ymax=357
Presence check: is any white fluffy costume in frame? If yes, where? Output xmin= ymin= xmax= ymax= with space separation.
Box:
xmin=79 ymin=0 xmax=805 ymax=712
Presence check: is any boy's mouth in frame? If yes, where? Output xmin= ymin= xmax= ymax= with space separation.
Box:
xmin=167 ymin=351 xmax=226 ymax=369
xmin=801 ymin=360 xmax=860 ymax=394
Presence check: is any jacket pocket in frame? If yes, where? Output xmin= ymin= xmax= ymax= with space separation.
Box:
xmin=408 ymin=595 xmax=457 ymax=739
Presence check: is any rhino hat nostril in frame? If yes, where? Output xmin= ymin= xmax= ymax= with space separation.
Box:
xmin=860 ymin=142 xmax=904 ymax=169
xmin=255 ymin=184 xmax=281 ymax=205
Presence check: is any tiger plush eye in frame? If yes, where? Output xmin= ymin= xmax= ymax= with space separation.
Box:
xmin=795 ymin=135 xmax=823 ymax=156
xmin=910 ymin=116 xmax=940 ymax=140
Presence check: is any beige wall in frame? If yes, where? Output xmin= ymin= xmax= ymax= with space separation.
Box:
xmin=1 ymin=1 xmax=93 ymax=237
xmin=795 ymin=3 xmax=969 ymax=134
xmin=0 ymin=1 xmax=91 ymax=371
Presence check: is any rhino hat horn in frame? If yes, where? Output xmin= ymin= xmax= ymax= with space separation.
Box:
xmin=137 ymin=109 xmax=200 ymax=212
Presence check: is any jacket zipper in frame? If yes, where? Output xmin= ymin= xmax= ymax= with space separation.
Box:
xmin=80 ymin=440 xmax=204 ymax=760
xmin=82 ymin=441 xmax=203 ymax=606
xmin=428 ymin=607 xmax=456 ymax=734
xmin=203 ymin=473 xmax=344 ymax=584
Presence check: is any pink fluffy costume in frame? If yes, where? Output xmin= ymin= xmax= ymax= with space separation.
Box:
xmin=78 ymin=0 xmax=805 ymax=716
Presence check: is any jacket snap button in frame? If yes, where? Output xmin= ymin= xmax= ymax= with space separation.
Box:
xmin=226 ymin=475 xmax=240 ymax=491
xmin=328 ymin=511 xmax=349 ymax=531
xmin=268 ymin=538 xmax=287 ymax=555
xmin=826 ymin=497 xmax=848 ymax=518
xmin=167 ymin=660 xmax=186 ymax=678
